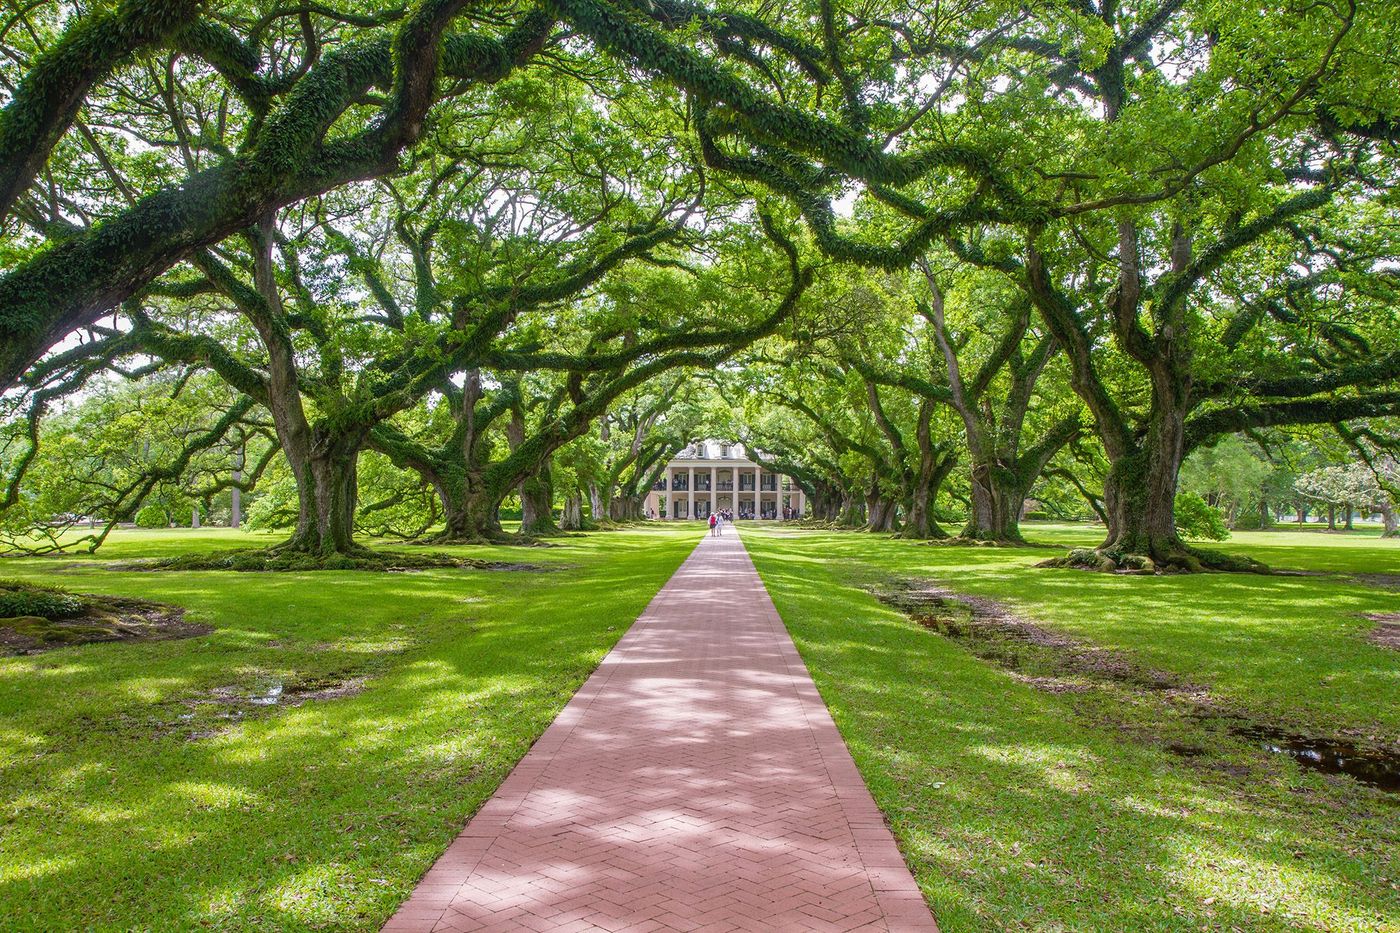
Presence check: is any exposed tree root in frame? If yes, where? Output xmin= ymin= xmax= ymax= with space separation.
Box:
xmin=1036 ymin=546 xmax=1269 ymax=574
xmin=413 ymin=528 xmax=557 ymax=548
xmin=124 ymin=547 xmax=543 ymax=572
xmin=929 ymin=535 xmax=1036 ymax=548
xmin=1 ymin=580 xmax=204 ymax=654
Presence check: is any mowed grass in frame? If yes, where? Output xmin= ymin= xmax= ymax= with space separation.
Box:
xmin=0 ymin=525 xmax=699 ymax=931
xmin=743 ymin=523 xmax=1399 ymax=933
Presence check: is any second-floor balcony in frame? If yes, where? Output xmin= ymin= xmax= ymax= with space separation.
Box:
xmin=716 ymin=482 xmax=734 ymax=491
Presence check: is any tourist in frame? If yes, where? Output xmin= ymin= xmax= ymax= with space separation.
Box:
xmin=709 ymin=513 xmax=718 ymax=537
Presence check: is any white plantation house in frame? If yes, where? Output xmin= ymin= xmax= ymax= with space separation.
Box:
xmin=645 ymin=441 xmax=804 ymax=520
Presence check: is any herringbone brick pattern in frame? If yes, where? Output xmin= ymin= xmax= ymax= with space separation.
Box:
xmin=383 ymin=529 xmax=937 ymax=932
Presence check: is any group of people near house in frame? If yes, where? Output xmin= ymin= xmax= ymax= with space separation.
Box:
xmin=708 ymin=509 xmax=735 ymax=536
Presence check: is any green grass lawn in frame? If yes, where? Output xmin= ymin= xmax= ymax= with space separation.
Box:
xmin=743 ymin=523 xmax=1399 ymax=932
xmin=0 ymin=525 xmax=699 ymax=931
xmin=4 ymin=521 xmax=1397 ymax=932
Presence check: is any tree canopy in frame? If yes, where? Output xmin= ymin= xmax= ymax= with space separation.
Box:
xmin=2 ymin=0 xmax=1398 ymax=568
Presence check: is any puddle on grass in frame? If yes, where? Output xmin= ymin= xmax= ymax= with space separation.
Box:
xmin=1219 ymin=722 xmax=1400 ymax=793
xmin=165 ymin=674 xmax=366 ymax=740
xmin=248 ymin=683 xmax=284 ymax=706
xmin=878 ymin=580 xmax=1400 ymax=794
xmin=210 ymin=676 xmax=364 ymax=709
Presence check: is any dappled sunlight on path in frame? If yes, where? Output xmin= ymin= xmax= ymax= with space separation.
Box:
xmin=384 ymin=529 xmax=937 ymax=932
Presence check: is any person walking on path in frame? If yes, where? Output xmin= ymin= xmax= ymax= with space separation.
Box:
xmin=709 ymin=513 xmax=719 ymax=536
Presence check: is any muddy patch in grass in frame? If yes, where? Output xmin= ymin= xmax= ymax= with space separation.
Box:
xmin=1364 ymin=613 xmax=1400 ymax=650
xmin=1215 ymin=721 xmax=1400 ymax=793
xmin=205 ymin=675 xmax=367 ymax=708
xmin=169 ymin=673 xmax=368 ymax=740
xmin=876 ymin=578 xmax=1400 ymax=794
xmin=1353 ymin=572 xmax=1400 ymax=591
xmin=0 ymin=583 xmax=206 ymax=656
xmin=109 ymin=550 xmax=549 ymax=574
xmin=874 ymin=581 xmax=1189 ymax=692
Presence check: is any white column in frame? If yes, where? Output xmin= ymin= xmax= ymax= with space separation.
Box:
xmin=710 ymin=467 xmax=717 ymax=519
xmin=795 ymin=486 xmax=804 ymax=519
xmin=688 ymin=467 xmax=695 ymax=520
xmin=754 ymin=467 xmax=761 ymax=519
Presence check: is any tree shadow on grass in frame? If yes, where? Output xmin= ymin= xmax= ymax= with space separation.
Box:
xmin=0 ymin=527 xmax=702 ymax=930
xmin=750 ymin=527 xmax=1400 ymax=738
xmin=746 ymin=531 xmax=1400 ymax=932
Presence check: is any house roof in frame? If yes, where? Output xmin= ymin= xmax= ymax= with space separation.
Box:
xmin=671 ymin=440 xmax=749 ymax=460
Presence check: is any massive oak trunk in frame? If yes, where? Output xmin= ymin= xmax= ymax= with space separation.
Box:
xmin=1094 ymin=364 xmax=1195 ymax=566
xmin=281 ymin=436 xmax=363 ymax=555
xmin=1099 ymin=449 xmax=1183 ymax=562
xmin=900 ymin=447 xmax=956 ymax=540
xmin=610 ymin=495 xmax=645 ymax=521
xmin=836 ymin=493 xmax=865 ymax=527
xmin=560 ymin=493 xmax=584 ymax=530
xmin=432 ymin=468 xmax=505 ymax=543
xmin=519 ymin=459 xmax=558 ymax=536
xmin=962 ymin=465 xmax=1029 ymax=543
xmin=915 ymin=271 xmax=1070 ymax=545
xmin=245 ymin=217 xmax=371 ymax=558
xmin=588 ymin=482 xmax=606 ymax=523
xmin=865 ymin=487 xmax=899 ymax=532
xmin=1025 ymin=235 xmax=1234 ymax=571
xmin=803 ymin=480 xmax=840 ymax=522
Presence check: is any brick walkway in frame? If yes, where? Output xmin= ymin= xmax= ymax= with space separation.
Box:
xmin=383 ymin=529 xmax=938 ymax=932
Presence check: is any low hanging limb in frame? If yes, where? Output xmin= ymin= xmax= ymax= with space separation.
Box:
xmin=1 ymin=394 xmax=262 ymax=556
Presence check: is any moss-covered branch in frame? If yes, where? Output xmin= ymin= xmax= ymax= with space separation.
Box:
xmin=0 ymin=10 xmax=553 ymax=393
xmin=0 ymin=0 xmax=204 ymax=220
xmin=1184 ymin=392 xmax=1400 ymax=452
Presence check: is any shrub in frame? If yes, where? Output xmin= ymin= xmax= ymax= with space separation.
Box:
xmin=0 ymin=581 xmax=86 ymax=619
xmin=1231 ymin=506 xmax=1273 ymax=530
xmin=134 ymin=505 xmax=168 ymax=529
xmin=1175 ymin=492 xmax=1229 ymax=541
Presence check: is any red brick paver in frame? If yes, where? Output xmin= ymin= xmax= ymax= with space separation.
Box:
xmin=383 ymin=529 xmax=938 ymax=932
